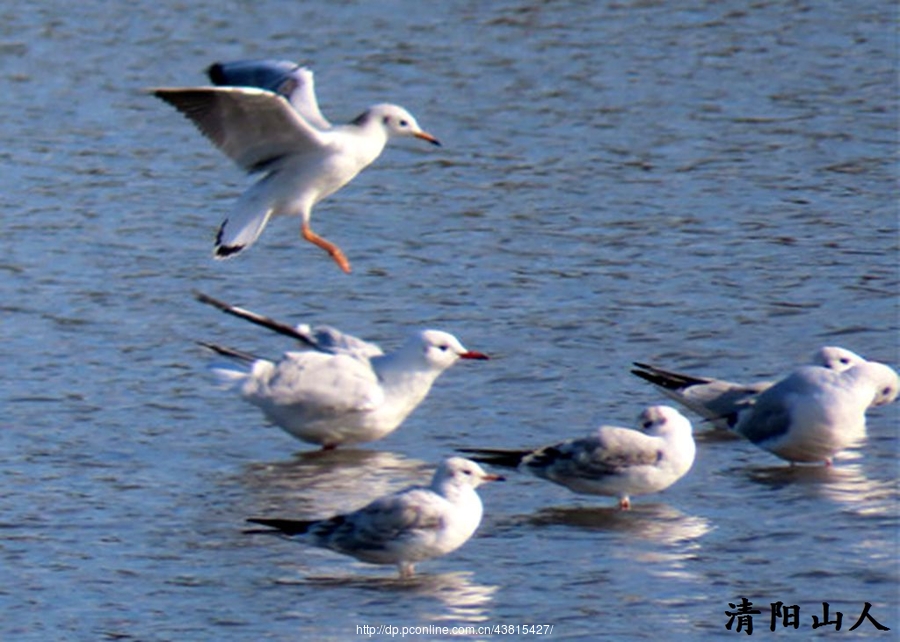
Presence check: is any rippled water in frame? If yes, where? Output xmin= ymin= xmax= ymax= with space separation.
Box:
xmin=1 ymin=0 xmax=897 ymax=640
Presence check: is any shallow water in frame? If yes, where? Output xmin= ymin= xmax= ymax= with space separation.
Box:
xmin=1 ymin=0 xmax=897 ymax=640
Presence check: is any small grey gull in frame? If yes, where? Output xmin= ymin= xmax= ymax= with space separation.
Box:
xmin=460 ymin=406 xmax=695 ymax=510
xmin=247 ymin=457 xmax=503 ymax=578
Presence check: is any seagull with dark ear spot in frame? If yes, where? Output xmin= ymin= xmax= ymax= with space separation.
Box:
xmin=460 ymin=406 xmax=695 ymax=510
xmin=246 ymin=457 xmax=503 ymax=579
xmin=152 ymin=59 xmax=440 ymax=272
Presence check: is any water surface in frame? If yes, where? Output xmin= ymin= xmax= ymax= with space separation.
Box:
xmin=1 ymin=0 xmax=897 ymax=640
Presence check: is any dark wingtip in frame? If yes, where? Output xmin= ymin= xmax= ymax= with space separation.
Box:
xmin=245 ymin=517 xmax=313 ymax=536
xmin=630 ymin=368 xmax=657 ymax=383
xmin=456 ymin=448 xmax=528 ymax=469
xmin=214 ymin=220 xmax=246 ymax=259
xmin=206 ymin=62 xmax=226 ymax=85
xmin=215 ymin=244 xmax=244 ymax=259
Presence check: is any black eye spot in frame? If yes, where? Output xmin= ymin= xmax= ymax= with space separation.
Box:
xmin=642 ymin=420 xmax=653 ymax=430
xmin=438 ymin=344 xmax=449 ymax=352
xmin=399 ymin=119 xmax=409 ymax=127
xmin=840 ymin=357 xmax=850 ymax=365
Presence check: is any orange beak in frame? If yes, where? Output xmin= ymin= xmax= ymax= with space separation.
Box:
xmin=459 ymin=350 xmax=489 ymax=360
xmin=414 ymin=131 xmax=441 ymax=146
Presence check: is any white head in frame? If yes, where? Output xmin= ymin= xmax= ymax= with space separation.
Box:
xmin=404 ymin=329 xmax=489 ymax=372
xmin=356 ymin=103 xmax=441 ymax=145
xmin=432 ymin=457 xmax=504 ymax=491
xmin=855 ymin=361 xmax=900 ymax=407
xmin=637 ymin=405 xmax=693 ymax=438
xmin=811 ymin=346 xmax=866 ymax=372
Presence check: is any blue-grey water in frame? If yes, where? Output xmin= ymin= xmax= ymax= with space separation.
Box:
xmin=2 ymin=0 xmax=897 ymax=640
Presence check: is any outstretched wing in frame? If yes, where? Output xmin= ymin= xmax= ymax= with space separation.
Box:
xmin=208 ymin=59 xmax=332 ymax=130
xmin=153 ymin=86 xmax=326 ymax=172
xmin=194 ymin=292 xmax=381 ymax=358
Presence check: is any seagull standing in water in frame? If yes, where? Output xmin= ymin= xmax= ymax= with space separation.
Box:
xmin=630 ymin=346 xmax=866 ymax=430
xmin=728 ymin=360 xmax=899 ymax=465
xmin=247 ymin=457 xmax=503 ymax=578
xmin=153 ymin=59 xmax=440 ymax=272
xmin=195 ymin=293 xmax=488 ymax=449
xmin=460 ymin=406 xmax=695 ymax=510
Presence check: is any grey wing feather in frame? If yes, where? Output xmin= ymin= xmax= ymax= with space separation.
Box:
xmin=153 ymin=87 xmax=324 ymax=172
xmin=526 ymin=428 xmax=661 ymax=480
xmin=261 ymin=352 xmax=383 ymax=416
xmin=732 ymin=386 xmax=796 ymax=444
xmin=325 ymin=489 xmax=443 ymax=553
xmin=632 ymin=362 xmax=768 ymax=426
xmin=295 ymin=324 xmax=384 ymax=359
xmin=208 ymin=59 xmax=332 ymax=130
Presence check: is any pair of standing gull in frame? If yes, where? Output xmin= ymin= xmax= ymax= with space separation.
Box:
xmin=157 ymin=61 xmax=899 ymax=578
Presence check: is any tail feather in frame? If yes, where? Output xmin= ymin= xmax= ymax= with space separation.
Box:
xmin=208 ymin=364 xmax=250 ymax=390
xmin=631 ymin=362 xmax=709 ymax=390
xmin=214 ymin=182 xmax=276 ymax=259
xmin=245 ymin=517 xmax=316 ymax=536
xmin=456 ymin=447 xmax=530 ymax=469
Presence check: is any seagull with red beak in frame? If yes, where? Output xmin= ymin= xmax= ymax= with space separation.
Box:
xmin=196 ymin=293 xmax=487 ymax=449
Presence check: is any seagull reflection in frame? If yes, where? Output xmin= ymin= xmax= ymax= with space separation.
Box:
xmin=526 ymin=503 xmax=712 ymax=545
xmin=743 ymin=462 xmax=895 ymax=514
xmin=239 ymin=449 xmax=428 ymax=517
xmin=525 ymin=504 xmax=711 ymax=583
xmin=299 ymin=571 xmax=498 ymax=624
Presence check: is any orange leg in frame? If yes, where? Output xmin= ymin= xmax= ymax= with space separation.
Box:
xmin=302 ymin=222 xmax=351 ymax=273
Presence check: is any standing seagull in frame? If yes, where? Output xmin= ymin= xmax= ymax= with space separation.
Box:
xmin=460 ymin=406 xmax=695 ymax=510
xmin=153 ymin=59 xmax=440 ymax=272
xmin=247 ymin=457 xmax=503 ymax=578
xmin=729 ymin=361 xmax=899 ymax=465
xmin=196 ymin=294 xmax=488 ymax=449
xmin=630 ymin=346 xmax=866 ymax=430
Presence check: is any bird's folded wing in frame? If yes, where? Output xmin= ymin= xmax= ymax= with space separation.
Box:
xmin=732 ymin=388 xmax=795 ymax=443
xmin=326 ymin=489 xmax=444 ymax=552
xmin=528 ymin=428 xmax=663 ymax=480
xmin=631 ymin=362 xmax=714 ymax=390
xmin=262 ymin=352 xmax=384 ymax=415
